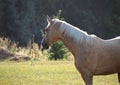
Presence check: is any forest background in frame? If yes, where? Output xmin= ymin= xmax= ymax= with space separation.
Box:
xmin=0 ymin=0 xmax=120 ymax=47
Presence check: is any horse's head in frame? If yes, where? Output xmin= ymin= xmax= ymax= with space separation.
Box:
xmin=41 ymin=16 xmax=62 ymax=51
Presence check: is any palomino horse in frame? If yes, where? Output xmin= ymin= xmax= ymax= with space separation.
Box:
xmin=41 ymin=16 xmax=120 ymax=85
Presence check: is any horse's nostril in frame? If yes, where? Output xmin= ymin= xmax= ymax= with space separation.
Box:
xmin=41 ymin=40 xmax=49 ymax=50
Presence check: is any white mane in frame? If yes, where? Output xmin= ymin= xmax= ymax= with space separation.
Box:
xmin=53 ymin=19 xmax=90 ymax=43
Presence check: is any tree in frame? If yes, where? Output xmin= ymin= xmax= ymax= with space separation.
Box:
xmin=2 ymin=0 xmax=39 ymax=46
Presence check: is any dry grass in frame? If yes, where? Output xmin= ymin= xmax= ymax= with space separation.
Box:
xmin=0 ymin=37 xmax=45 ymax=61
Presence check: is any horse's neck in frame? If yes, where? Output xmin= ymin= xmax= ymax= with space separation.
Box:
xmin=60 ymin=33 xmax=85 ymax=56
xmin=59 ymin=22 xmax=93 ymax=56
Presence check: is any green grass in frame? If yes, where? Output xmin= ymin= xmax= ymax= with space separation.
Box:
xmin=0 ymin=61 xmax=119 ymax=85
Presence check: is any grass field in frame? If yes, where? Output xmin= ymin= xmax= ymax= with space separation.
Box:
xmin=0 ymin=60 xmax=119 ymax=85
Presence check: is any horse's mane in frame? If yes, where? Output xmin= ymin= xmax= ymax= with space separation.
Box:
xmin=53 ymin=19 xmax=91 ymax=43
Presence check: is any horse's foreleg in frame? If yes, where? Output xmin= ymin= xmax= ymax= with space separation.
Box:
xmin=118 ymin=72 xmax=120 ymax=83
xmin=81 ymin=72 xmax=93 ymax=85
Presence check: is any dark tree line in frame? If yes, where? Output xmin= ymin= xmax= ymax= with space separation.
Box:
xmin=0 ymin=0 xmax=120 ymax=46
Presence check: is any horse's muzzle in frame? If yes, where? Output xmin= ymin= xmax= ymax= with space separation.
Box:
xmin=41 ymin=40 xmax=49 ymax=51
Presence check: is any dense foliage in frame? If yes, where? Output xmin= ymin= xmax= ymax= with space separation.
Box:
xmin=0 ymin=0 xmax=120 ymax=46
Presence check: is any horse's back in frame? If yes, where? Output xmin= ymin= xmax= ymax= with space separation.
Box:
xmin=106 ymin=36 xmax=120 ymax=43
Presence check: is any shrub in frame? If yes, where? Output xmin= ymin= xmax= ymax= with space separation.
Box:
xmin=47 ymin=41 xmax=68 ymax=60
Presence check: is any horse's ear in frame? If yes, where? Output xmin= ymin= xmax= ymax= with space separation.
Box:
xmin=47 ymin=15 xmax=52 ymax=24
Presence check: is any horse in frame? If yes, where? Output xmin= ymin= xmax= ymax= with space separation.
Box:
xmin=41 ymin=16 xmax=120 ymax=85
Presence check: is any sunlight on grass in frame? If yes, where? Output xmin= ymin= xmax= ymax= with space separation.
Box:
xmin=0 ymin=61 xmax=119 ymax=85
